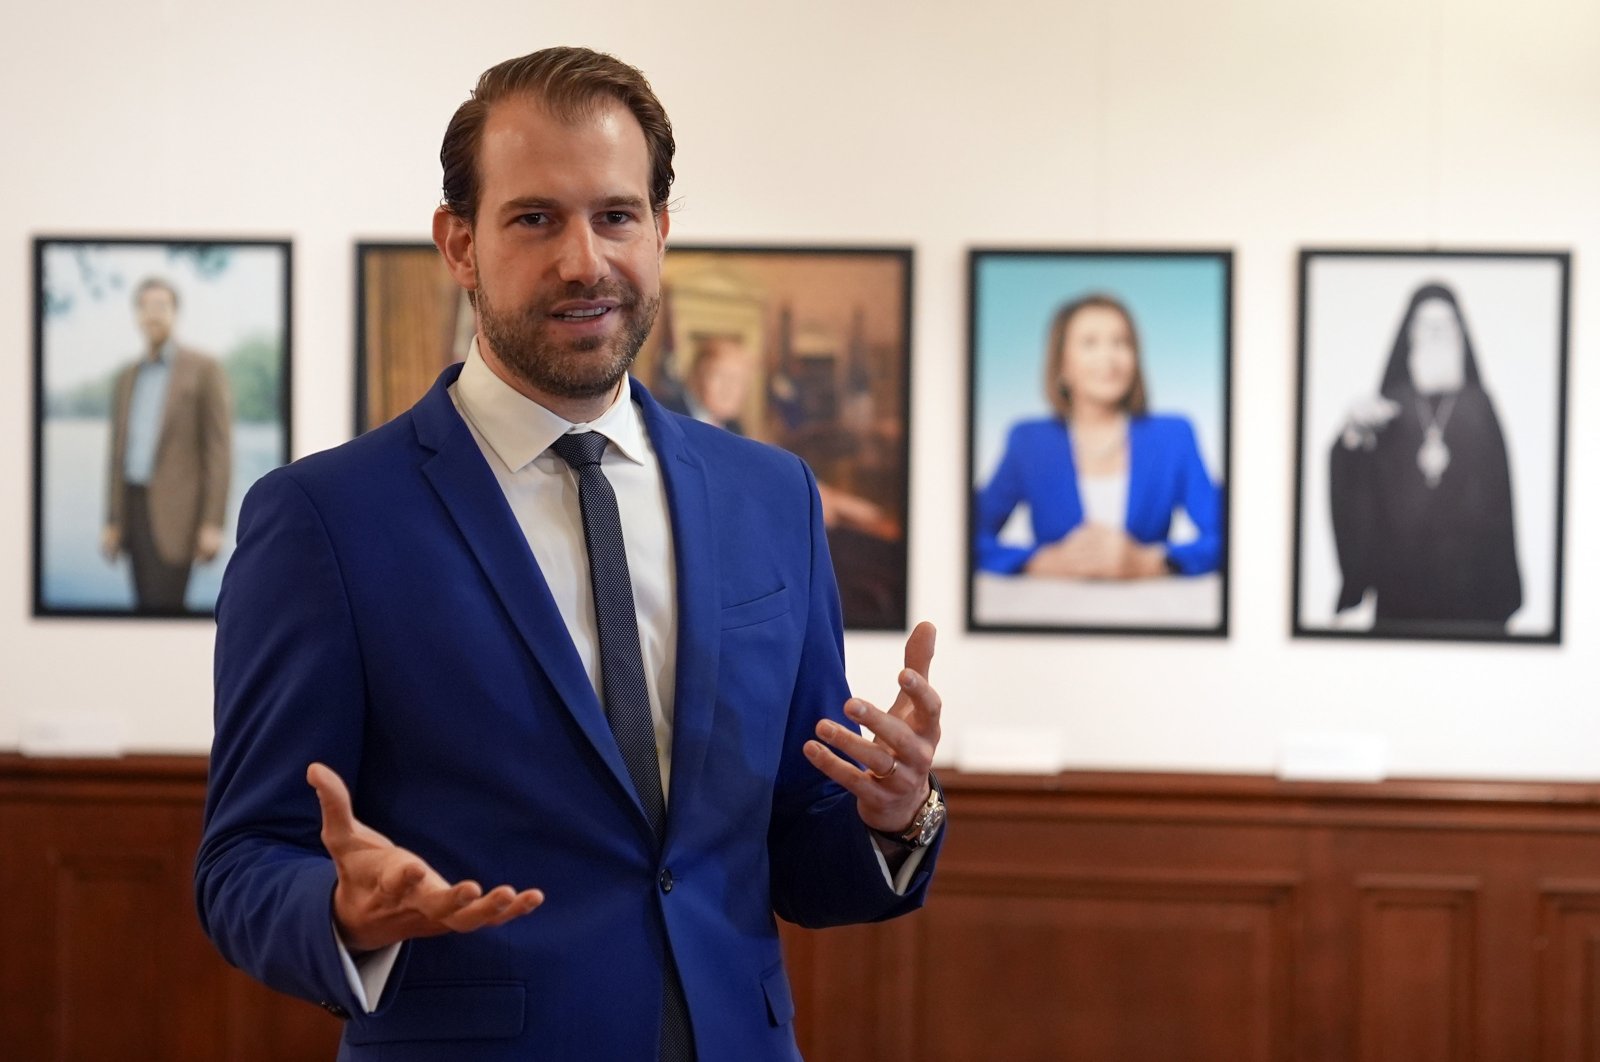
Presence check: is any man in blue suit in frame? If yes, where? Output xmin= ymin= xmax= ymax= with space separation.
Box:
xmin=195 ymin=47 xmax=945 ymax=1061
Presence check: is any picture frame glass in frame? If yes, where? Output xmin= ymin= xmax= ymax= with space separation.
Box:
xmin=34 ymin=238 xmax=292 ymax=617
xmin=968 ymin=250 xmax=1232 ymax=635
xmin=1293 ymin=250 xmax=1569 ymax=643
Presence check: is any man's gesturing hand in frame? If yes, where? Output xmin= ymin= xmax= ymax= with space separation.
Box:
xmin=307 ymin=763 xmax=544 ymax=954
xmin=803 ymin=621 xmax=941 ymax=835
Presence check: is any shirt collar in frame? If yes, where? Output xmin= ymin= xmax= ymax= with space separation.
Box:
xmin=453 ymin=338 xmax=649 ymax=474
xmin=144 ymin=339 xmax=175 ymax=366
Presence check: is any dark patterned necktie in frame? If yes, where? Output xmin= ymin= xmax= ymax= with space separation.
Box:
xmin=548 ymin=431 xmax=694 ymax=1062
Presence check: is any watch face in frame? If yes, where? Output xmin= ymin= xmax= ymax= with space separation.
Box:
xmin=912 ymin=798 xmax=946 ymax=847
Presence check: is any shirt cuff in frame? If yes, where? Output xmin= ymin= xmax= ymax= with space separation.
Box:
xmin=869 ymin=834 xmax=933 ymax=895
xmin=334 ymin=921 xmax=402 ymax=1013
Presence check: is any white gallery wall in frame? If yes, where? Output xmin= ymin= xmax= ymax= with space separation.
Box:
xmin=1 ymin=0 xmax=1595 ymax=777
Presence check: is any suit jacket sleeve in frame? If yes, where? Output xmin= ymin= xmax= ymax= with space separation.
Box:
xmin=1329 ymin=436 xmax=1377 ymax=613
xmin=106 ymin=367 xmax=133 ymax=532
xmin=974 ymin=424 xmax=1039 ymax=575
xmin=195 ymin=469 xmax=404 ymax=1016
xmin=765 ymin=460 xmax=941 ymax=928
xmin=1476 ymin=398 xmax=1523 ymax=621
xmin=1161 ymin=419 xmax=1224 ymax=576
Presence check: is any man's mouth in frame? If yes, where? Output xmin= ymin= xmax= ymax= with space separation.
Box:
xmin=549 ymin=298 xmax=622 ymax=323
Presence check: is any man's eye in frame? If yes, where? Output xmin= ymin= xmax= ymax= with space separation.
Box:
xmin=517 ymin=213 xmax=549 ymax=226
xmin=603 ymin=211 xmax=632 ymax=225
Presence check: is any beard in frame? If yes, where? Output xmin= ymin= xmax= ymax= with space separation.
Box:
xmin=477 ymin=278 xmax=660 ymax=401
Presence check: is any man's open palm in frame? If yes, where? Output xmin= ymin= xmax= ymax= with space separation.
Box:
xmin=307 ymin=763 xmax=544 ymax=954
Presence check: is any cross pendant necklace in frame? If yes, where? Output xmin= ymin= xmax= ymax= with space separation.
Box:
xmin=1414 ymin=393 xmax=1458 ymax=489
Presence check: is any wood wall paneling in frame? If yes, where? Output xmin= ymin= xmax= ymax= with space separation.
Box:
xmin=908 ymin=869 xmax=1297 ymax=1062
xmin=0 ymin=758 xmax=342 ymax=1062
xmin=52 ymin=850 xmax=170 ymax=1058
xmin=9 ymin=757 xmax=1600 ymax=1061
xmin=1538 ymin=884 xmax=1600 ymax=1062
xmin=1354 ymin=875 xmax=1478 ymax=1062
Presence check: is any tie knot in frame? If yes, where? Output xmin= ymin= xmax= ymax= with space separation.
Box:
xmin=550 ymin=431 xmax=609 ymax=470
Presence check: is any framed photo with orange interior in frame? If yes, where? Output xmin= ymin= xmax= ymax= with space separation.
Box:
xmin=355 ymin=241 xmax=914 ymax=631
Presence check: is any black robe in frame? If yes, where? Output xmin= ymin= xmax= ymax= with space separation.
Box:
xmin=1328 ymin=285 xmax=1522 ymax=633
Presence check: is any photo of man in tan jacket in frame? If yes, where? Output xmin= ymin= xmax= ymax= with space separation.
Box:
xmin=101 ymin=277 xmax=232 ymax=612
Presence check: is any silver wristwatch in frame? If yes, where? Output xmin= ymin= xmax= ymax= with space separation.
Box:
xmin=873 ymin=773 xmax=946 ymax=850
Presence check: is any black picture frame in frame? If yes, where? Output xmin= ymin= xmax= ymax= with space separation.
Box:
xmin=1291 ymin=248 xmax=1571 ymax=644
xmin=32 ymin=235 xmax=293 ymax=618
xmin=966 ymin=248 xmax=1233 ymax=637
xmin=354 ymin=240 xmax=916 ymax=632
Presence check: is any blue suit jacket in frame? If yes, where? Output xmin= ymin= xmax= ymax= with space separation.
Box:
xmin=195 ymin=365 xmax=939 ymax=1060
xmin=975 ymin=414 xmax=1223 ymax=576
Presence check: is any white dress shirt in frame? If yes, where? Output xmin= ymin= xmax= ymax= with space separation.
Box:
xmin=452 ymin=345 xmax=679 ymax=797
xmin=123 ymin=339 xmax=175 ymax=484
xmin=1077 ymin=471 xmax=1130 ymax=531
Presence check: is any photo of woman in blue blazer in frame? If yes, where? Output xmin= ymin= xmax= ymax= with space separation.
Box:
xmin=976 ymin=294 xmax=1223 ymax=579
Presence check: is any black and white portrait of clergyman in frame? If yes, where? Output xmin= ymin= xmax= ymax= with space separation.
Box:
xmin=1293 ymin=251 xmax=1570 ymax=643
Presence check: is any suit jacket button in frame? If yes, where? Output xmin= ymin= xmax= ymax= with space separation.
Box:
xmin=658 ymin=868 xmax=674 ymax=894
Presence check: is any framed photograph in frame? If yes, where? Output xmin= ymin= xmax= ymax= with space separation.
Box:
xmin=639 ymin=245 xmax=913 ymax=631
xmin=32 ymin=237 xmax=292 ymax=618
xmin=967 ymin=249 xmax=1232 ymax=636
xmin=355 ymin=241 xmax=473 ymax=434
xmin=1292 ymin=249 xmax=1570 ymax=643
xmin=355 ymin=242 xmax=915 ymax=631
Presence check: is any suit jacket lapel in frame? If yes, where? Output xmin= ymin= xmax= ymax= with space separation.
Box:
xmin=636 ymin=385 xmax=719 ymax=838
xmin=156 ymin=349 xmax=196 ymax=456
xmin=1125 ymin=418 xmax=1150 ymax=529
xmin=410 ymin=365 xmax=650 ymax=829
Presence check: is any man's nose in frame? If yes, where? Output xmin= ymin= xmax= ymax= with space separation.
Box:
xmin=555 ymin=224 xmax=607 ymax=287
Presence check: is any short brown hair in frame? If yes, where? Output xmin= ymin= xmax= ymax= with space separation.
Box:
xmin=1044 ymin=293 xmax=1148 ymax=418
xmin=133 ymin=276 xmax=180 ymax=311
xmin=439 ymin=47 xmax=675 ymax=223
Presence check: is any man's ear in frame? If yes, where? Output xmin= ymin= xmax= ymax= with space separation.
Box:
xmin=433 ymin=206 xmax=478 ymax=292
xmin=656 ymin=207 xmax=670 ymax=264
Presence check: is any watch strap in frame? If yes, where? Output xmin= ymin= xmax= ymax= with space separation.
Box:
xmin=871 ymin=772 xmax=945 ymax=850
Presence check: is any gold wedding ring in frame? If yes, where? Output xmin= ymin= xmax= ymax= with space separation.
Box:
xmin=869 ymin=759 xmax=899 ymax=780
